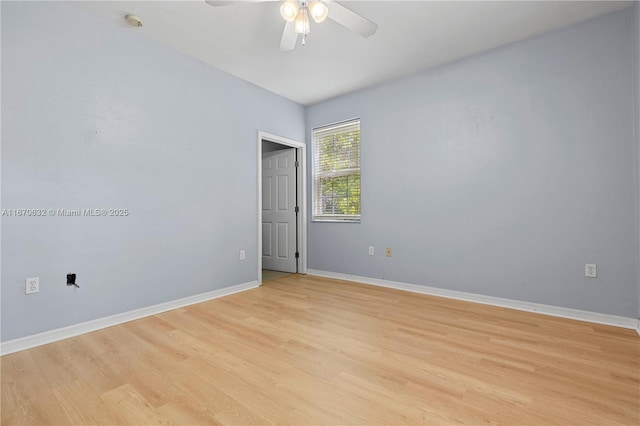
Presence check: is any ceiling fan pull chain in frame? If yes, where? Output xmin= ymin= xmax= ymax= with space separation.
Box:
xmin=302 ymin=5 xmax=308 ymax=46
xmin=304 ymin=6 xmax=308 ymax=45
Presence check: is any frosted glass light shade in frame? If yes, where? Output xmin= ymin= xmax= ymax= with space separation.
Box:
xmin=280 ymin=1 xmax=299 ymax=22
xmin=294 ymin=8 xmax=310 ymax=34
xmin=308 ymin=1 xmax=328 ymax=23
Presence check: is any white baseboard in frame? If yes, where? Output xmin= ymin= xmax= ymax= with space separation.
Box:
xmin=0 ymin=281 xmax=259 ymax=356
xmin=308 ymin=269 xmax=640 ymax=331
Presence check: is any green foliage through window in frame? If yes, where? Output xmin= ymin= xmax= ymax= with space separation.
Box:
xmin=313 ymin=120 xmax=361 ymax=221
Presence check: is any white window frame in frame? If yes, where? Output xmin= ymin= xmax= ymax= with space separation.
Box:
xmin=312 ymin=118 xmax=361 ymax=223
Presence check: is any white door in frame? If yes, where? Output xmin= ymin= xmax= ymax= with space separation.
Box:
xmin=262 ymin=148 xmax=297 ymax=273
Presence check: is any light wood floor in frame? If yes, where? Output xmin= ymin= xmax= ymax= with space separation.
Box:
xmin=2 ymin=274 xmax=639 ymax=425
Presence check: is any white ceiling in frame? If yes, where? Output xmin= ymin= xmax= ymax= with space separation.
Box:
xmin=73 ymin=1 xmax=632 ymax=105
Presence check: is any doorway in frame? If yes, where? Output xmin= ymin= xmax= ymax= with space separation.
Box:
xmin=257 ymin=131 xmax=307 ymax=285
xmin=262 ymin=145 xmax=297 ymax=273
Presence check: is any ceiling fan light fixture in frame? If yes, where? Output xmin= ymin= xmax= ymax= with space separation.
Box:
xmin=308 ymin=1 xmax=328 ymax=23
xmin=294 ymin=8 xmax=310 ymax=34
xmin=205 ymin=0 xmax=377 ymax=50
xmin=280 ymin=1 xmax=299 ymax=22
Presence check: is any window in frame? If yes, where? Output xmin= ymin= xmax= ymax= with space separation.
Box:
xmin=312 ymin=119 xmax=361 ymax=222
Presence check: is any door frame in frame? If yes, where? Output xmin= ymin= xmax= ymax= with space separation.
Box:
xmin=257 ymin=131 xmax=307 ymax=285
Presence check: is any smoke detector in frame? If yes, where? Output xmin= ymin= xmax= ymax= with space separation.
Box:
xmin=125 ymin=15 xmax=143 ymax=27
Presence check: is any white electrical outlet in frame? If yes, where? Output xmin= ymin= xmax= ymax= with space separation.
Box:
xmin=25 ymin=277 xmax=39 ymax=294
xmin=240 ymin=250 xmax=246 ymax=261
xmin=585 ymin=264 xmax=597 ymax=278
xmin=368 ymin=246 xmax=374 ymax=256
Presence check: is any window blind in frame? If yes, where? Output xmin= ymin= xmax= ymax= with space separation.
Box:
xmin=312 ymin=119 xmax=361 ymax=222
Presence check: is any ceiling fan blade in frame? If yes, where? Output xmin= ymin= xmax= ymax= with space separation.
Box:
xmin=205 ymin=0 xmax=277 ymax=6
xmin=279 ymin=22 xmax=298 ymax=51
xmin=327 ymin=1 xmax=377 ymax=38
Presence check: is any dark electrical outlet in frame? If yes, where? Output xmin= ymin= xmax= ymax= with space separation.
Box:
xmin=67 ymin=273 xmax=79 ymax=288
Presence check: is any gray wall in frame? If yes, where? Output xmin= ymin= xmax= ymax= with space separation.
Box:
xmin=306 ymin=8 xmax=638 ymax=318
xmin=1 ymin=2 xmax=304 ymax=341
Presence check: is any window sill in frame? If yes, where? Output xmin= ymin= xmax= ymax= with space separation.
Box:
xmin=312 ymin=219 xmax=361 ymax=223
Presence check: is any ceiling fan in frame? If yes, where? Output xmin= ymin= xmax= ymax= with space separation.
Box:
xmin=204 ymin=0 xmax=377 ymax=51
